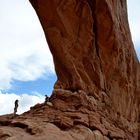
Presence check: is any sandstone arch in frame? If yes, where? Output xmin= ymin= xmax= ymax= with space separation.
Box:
xmin=29 ymin=0 xmax=140 ymax=138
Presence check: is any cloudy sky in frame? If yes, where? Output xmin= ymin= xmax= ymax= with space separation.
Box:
xmin=0 ymin=0 xmax=139 ymax=115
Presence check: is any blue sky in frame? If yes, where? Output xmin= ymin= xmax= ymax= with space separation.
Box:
xmin=0 ymin=0 xmax=139 ymax=115
xmin=4 ymin=75 xmax=57 ymax=97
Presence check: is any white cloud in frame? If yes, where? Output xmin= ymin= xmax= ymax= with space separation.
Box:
xmin=0 ymin=91 xmax=45 ymax=115
xmin=0 ymin=0 xmax=55 ymax=90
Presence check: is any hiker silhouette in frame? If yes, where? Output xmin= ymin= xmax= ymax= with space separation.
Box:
xmin=14 ymin=99 xmax=19 ymax=116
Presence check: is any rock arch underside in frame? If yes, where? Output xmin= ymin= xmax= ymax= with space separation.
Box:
xmin=0 ymin=0 xmax=139 ymax=140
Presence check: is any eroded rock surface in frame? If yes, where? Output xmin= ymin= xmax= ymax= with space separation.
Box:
xmin=0 ymin=0 xmax=139 ymax=140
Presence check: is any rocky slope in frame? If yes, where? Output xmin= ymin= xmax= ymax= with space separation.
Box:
xmin=0 ymin=89 xmax=139 ymax=139
xmin=0 ymin=0 xmax=139 ymax=139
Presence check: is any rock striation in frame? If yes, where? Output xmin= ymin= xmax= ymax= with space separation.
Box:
xmin=0 ymin=0 xmax=139 ymax=139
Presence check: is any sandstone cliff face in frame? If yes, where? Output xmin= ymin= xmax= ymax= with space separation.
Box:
xmin=0 ymin=0 xmax=139 ymax=139
xmin=29 ymin=0 xmax=139 ymax=138
xmin=30 ymin=0 xmax=139 ymax=116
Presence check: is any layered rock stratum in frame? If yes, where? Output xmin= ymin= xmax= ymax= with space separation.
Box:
xmin=0 ymin=0 xmax=139 ymax=139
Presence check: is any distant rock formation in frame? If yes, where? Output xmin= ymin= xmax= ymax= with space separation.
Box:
xmin=0 ymin=0 xmax=139 ymax=139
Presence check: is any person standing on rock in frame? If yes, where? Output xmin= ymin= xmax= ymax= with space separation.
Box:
xmin=44 ymin=95 xmax=53 ymax=107
xmin=14 ymin=99 xmax=19 ymax=116
xmin=45 ymin=95 xmax=49 ymax=103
